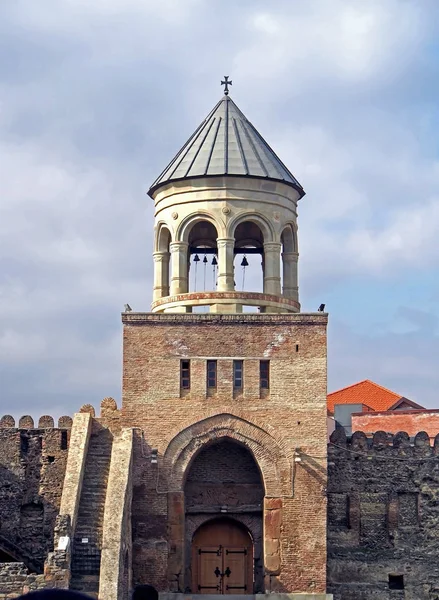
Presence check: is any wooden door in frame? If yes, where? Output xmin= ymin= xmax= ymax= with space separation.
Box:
xmin=223 ymin=547 xmax=248 ymax=594
xmin=192 ymin=518 xmax=253 ymax=595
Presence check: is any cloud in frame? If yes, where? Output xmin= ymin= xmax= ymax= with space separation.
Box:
xmin=0 ymin=0 xmax=438 ymax=419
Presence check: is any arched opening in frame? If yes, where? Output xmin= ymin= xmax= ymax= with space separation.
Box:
xmin=188 ymin=220 xmax=219 ymax=301
xmin=153 ymin=225 xmax=172 ymax=301
xmin=184 ymin=439 xmax=264 ymax=593
xmin=233 ymin=221 xmax=264 ymax=298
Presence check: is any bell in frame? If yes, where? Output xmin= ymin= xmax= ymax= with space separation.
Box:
xmin=212 ymin=256 xmax=218 ymax=266
xmin=193 ymin=254 xmax=200 ymax=263
xmin=241 ymin=256 xmax=249 ymax=267
xmin=203 ymin=255 xmax=208 ymax=263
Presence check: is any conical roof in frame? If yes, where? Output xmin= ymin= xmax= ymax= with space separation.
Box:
xmin=148 ymin=95 xmax=305 ymax=198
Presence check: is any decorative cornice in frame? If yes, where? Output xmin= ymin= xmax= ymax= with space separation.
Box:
xmin=122 ymin=312 xmax=328 ymax=325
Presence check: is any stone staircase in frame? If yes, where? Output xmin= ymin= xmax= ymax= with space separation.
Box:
xmin=70 ymin=422 xmax=113 ymax=597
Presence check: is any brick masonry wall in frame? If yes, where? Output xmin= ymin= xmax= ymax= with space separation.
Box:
xmin=0 ymin=422 xmax=71 ymax=572
xmin=327 ymin=428 xmax=439 ymax=600
xmin=352 ymin=410 xmax=439 ymax=438
xmin=122 ymin=313 xmax=328 ymax=594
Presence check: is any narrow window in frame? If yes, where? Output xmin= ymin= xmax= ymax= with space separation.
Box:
xmin=61 ymin=430 xmax=68 ymax=450
xmin=389 ymin=575 xmax=404 ymax=590
xmin=207 ymin=360 xmax=217 ymax=389
xmin=181 ymin=360 xmax=190 ymax=390
xmin=260 ymin=360 xmax=270 ymax=389
xmin=233 ymin=360 xmax=243 ymax=390
xmin=20 ymin=433 xmax=29 ymax=455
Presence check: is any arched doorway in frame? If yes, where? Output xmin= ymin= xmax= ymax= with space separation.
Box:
xmin=192 ymin=518 xmax=253 ymax=595
xmin=184 ymin=438 xmax=264 ymax=593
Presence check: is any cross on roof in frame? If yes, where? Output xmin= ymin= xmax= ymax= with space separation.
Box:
xmin=221 ymin=76 xmax=232 ymax=95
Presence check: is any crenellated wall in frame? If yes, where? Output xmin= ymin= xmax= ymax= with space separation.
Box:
xmin=327 ymin=428 xmax=439 ymax=600
xmin=0 ymin=397 xmax=122 ymax=594
xmin=0 ymin=414 xmax=72 ymax=572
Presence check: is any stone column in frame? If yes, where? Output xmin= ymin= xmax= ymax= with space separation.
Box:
xmin=216 ymin=238 xmax=235 ymax=292
xmin=263 ymin=242 xmax=282 ymax=296
xmin=170 ymin=242 xmax=188 ymax=296
xmin=264 ymin=497 xmax=282 ymax=578
xmin=153 ymin=251 xmax=170 ymax=301
xmin=282 ymin=251 xmax=299 ymax=302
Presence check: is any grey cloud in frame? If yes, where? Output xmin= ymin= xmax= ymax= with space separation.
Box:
xmin=0 ymin=0 xmax=438 ymax=417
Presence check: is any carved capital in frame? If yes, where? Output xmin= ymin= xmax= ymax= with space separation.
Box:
xmin=216 ymin=237 xmax=235 ymax=249
xmin=169 ymin=241 xmax=189 ymax=253
xmin=263 ymin=242 xmax=282 ymax=253
xmin=281 ymin=251 xmax=299 ymax=261
xmin=153 ymin=251 xmax=171 ymax=263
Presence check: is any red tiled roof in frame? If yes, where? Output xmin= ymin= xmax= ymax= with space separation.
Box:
xmin=327 ymin=380 xmax=402 ymax=414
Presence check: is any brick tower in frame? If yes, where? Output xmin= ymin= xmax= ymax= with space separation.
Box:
xmin=122 ymin=86 xmax=330 ymax=598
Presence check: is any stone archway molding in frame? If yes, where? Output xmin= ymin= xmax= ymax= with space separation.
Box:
xmin=164 ymin=413 xmax=291 ymax=497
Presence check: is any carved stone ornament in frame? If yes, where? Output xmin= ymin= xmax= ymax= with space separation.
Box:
xmin=222 ymin=206 xmax=231 ymax=215
xmin=172 ymin=211 xmax=178 ymax=220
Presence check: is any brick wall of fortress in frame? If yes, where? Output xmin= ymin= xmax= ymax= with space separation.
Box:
xmin=121 ymin=313 xmax=328 ymax=593
xmin=328 ymin=428 xmax=439 ymax=600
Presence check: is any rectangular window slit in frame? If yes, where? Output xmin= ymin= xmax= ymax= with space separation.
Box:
xmin=181 ymin=360 xmax=190 ymax=390
xmin=260 ymin=360 xmax=270 ymax=389
xmin=233 ymin=360 xmax=243 ymax=390
xmin=207 ymin=360 xmax=217 ymax=389
xmin=296 ymin=344 xmax=299 ymax=352
xmin=61 ymin=431 xmax=68 ymax=450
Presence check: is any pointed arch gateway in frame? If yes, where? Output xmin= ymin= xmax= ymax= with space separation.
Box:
xmin=164 ymin=414 xmax=291 ymax=593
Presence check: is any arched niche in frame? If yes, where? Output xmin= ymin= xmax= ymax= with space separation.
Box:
xmin=153 ymin=224 xmax=172 ymax=300
xmin=184 ymin=439 xmax=264 ymax=593
xmin=164 ymin=415 xmax=288 ymax=590
xmin=156 ymin=223 xmax=172 ymax=253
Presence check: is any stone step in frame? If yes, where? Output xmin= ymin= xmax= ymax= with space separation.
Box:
xmin=71 ymin=431 xmax=112 ymax=580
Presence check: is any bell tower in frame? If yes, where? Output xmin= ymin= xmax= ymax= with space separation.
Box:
xmin=149 ymin=90 xmax=304 ymax=314
xmin=122 ymin=84 xmax=330 ymax=598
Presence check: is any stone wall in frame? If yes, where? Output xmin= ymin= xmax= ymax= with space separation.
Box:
xmin=123 ymin=312 xmax=328 ymax=594
xmin=327 ymin=428 xmax=439 ymax=600
xmin=0 ymin=415 xmax=72 ymax=572
xmin=0 ymin=562 xmax=46 ymax=597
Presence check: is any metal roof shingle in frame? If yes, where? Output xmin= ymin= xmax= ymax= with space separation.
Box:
xmin=148 ymin=95 xmax=305 ymax=197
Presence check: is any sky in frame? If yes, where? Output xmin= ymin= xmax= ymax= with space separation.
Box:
xmin=0 ymin=0 xmax=438 ymax=420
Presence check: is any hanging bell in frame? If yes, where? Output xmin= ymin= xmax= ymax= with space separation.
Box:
xmin=193 ymin=254 xmax=200 ymax=263
xmin=241 ymin=256 xmax=249 ymax=267
xmin=212 ymin=256 xmax=218 ymax=266
xmin=203 ymin=255 xmax=208 ymax=264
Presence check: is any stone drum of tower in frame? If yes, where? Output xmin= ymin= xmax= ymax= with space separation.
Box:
xmin=148 ymin=92 xmax=305 ymax=314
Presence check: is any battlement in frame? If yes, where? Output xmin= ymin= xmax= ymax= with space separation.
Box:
xmin=0 ymin=397 xmax=120 ymax=432
xmin=0 ymin=414 xmax=73 ymax=429
xmin=329 ymin=427 xmax=439 ymax=457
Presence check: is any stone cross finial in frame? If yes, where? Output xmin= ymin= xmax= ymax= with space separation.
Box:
xmin=221 ymin=76 xmax=232 ymax=95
